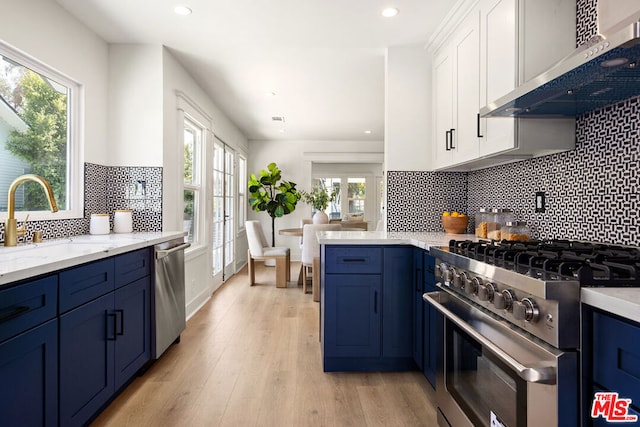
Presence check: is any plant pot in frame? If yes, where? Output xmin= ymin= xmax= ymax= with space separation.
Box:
xmin=313 ymin=211 xmax=329 ymax=224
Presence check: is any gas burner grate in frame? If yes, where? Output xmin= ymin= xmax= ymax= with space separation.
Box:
xmin=448 ymin=239 xmax=640 ymax=286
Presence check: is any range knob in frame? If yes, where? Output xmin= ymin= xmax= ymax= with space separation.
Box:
xmin=465 ymin=277 xmax=481 ymax=295
xmin=512 ymin=298 xmax=540 ymax=322
xmin=452 ymin=270 xmax=463 ymax=288
xmin=435 ymin=264 xmax=443 ymax=279
xmin=478 ymin=282 xmax=497 ymax=302
xmin=443 ymin=267 xmax=453 ymax=283
xmin=494 ymin=289 xmax=515 ymax=310
xmin=456 ymin=272 xmax=470 ymax=290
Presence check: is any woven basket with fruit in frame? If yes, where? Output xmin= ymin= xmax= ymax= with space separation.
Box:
xmin=442 ymin=211 xmax=469 ymax=234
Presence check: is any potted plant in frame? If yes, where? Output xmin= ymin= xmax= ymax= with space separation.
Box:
xmin=300 ymin=187 xmax=337 ymax=224
xmin=248 ymin=163 xmax=301 ymax=246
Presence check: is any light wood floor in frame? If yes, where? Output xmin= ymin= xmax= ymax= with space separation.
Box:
xmin=91 ymin=262 xmax=438 ymax=427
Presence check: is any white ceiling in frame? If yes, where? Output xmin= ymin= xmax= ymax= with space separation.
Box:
xmin=55 ymin=0 xmax=455 ymax=141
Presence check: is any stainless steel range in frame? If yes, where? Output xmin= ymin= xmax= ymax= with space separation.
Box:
xmin=424 ymin=239 xmax=640 ymax=427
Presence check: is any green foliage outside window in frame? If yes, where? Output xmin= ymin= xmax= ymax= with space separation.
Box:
xmin=5 ymin=70 xmax=67 ymax=211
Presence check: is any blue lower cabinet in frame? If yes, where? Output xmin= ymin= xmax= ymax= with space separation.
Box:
xmin=0 ymin=319 xmax=58 ymax=427
xmin=423 ymin=253 xmax=438 ymax=388
xmin=324 ymin=274 xmax=381 ymax=359
xmin=60 ymin=277 xmax=152 ymax=426
xmin=323 ymin=245 xmax=415 ymax=372
xmin=412 ymin=249 xmax=424 ymax=369
xmin=114 ymin=277 xmax=151 ymax=390
xmin=59 ymin=293 xmax=116 ymax=427
xmin=382 ymin=246 xmax=413 ymax=358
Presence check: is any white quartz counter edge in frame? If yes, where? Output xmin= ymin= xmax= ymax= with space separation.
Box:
xmin=317 ymin=231 xmax=478 ymax=250
xmin=0 ymin=231 xmax=186 ymax=286
xmin=581 ymin=288 xmax=640 ymax=324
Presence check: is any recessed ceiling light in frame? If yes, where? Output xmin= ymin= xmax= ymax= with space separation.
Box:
xmin=364 ymin=130 xmax=372 ymax=134
xmin=279 ymin=129 xmax=286 ymax=133
xmin=174 ymin=5 xmax=192 ymax=16
xmin=382 ymin=7 xmax=399 ymax=18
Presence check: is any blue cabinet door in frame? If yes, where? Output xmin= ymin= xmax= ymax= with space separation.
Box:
xmin=60 ymin=293 xmax=115 ymax=427
xmin=412 ymin=248 xmax=425 ymax=369
xmin=114 ymin=276 xmax=151 ymax=390
xmin=0 ymin=319 xmax=58 ymax=427
xmin=382 ymin=246 xmax=413 ymax=358
xmin=423 ymin=253 xmax=438 ymax=387
xmin=324 ymin=274 xmax=381 ymax=358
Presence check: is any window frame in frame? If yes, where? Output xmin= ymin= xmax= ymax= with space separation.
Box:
xmin=237 ymin=155 xmax=247 ymax=233
xmin=0 ymin=41 xmax=84 ymax=221
xmin=183 ymin=116 xmax=204 ymax=246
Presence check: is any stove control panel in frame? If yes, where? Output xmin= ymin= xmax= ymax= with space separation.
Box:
xmin=435 ymin=260 xmax=576 ymax=348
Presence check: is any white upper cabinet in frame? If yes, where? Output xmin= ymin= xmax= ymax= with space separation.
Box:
xmin=432 ymin=0 xmax=577 ymax=171
xmin=433 ymin=10 xmax=481 ymax=169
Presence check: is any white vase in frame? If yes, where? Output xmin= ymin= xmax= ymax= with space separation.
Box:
xmin=313 ymin=211 xmax=329 ymax=224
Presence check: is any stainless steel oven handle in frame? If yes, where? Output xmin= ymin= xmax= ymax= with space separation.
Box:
xmin=424 ymin=290 xmax=557 ymax=385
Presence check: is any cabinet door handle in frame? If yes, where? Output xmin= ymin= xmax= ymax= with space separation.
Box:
xmin=445 ymin=130 xmax=451 ymax=151
xmin=477 ymin=113 xmax=483 ymax=138
xmin=0 ymin=305 xmax=30 ymax=324
xmin=374 ymin=291 xmax=378 ymax=314
xmin=115 ymin=309 xmax=124 ymax=336
xmin=416 ymin=268 xmax=422 ymax=291
xmin=450 ymin=128 xmax=456 ymax=149
xmin=107 ymin=312 xmax=117 ymax=341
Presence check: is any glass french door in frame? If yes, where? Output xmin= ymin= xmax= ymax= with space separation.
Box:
xmin=212 ymin=140 xmax=236 ymax=281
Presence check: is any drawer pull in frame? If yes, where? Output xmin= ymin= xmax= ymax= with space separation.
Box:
xmin=341 ymin=258 xmax=367 ymax=263
xmin=0 ymin=305 xmax=30 ymax=324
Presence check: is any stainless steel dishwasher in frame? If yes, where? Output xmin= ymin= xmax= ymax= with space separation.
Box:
xmin=153 ymin=238 xmax=190 ymax=358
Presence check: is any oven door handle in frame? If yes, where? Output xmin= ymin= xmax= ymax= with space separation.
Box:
xmin=424 ymin=290 xmax=557 ymax=385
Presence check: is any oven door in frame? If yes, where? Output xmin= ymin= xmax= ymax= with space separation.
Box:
xmin=424 ymin=288 xmax=578 ymax=427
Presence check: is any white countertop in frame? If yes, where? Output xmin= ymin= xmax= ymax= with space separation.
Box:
xmin=582 ymin=287 xmax=640 ymax=324
xmin=0 ymin=231 xmax=185 ymax=286
xmin=317 ymin=231 xmax=477 ymax=250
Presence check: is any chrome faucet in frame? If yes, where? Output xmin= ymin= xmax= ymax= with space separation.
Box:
xmin=4 ymin=174 xmax=59 ymax=247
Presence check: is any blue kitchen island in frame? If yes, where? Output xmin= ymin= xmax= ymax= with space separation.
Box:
xmin=318 ymin=231 xmax=475 ymax=384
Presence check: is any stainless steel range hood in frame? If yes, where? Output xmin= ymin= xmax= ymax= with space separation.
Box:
xmin=481 ymin=0 xmax=640 ymax=118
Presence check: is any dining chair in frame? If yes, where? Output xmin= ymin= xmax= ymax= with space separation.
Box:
xmin=299 ymin=218 xmax=313 ymax=247
xmin=301 ymin=223 xmax=341 ymax=301
xmin=245 ymin=220 xmax=291 ymax=288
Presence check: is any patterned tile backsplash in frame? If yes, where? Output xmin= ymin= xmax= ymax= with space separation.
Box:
xmin=386 ymin=171 xmax=468 ymax=232
xmin=388 ymin=0 xmax=639 ymax=246
xmin=0 ymin=163 xmax=162 ymax=243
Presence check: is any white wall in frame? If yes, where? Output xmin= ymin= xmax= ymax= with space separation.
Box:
xmin=385 ymin=46 xmax=432 ymax=171
xmin=248 ymin=139 xmax=383 ymax=260
xmin=162 ymin=47 xmax=249 ymax=317
xmin=0 ymin=0 xmax=109 ymax=164
xmin=108 ymin=45 xmax=164 ymax=167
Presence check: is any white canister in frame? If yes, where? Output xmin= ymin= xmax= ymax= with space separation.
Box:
xmin=113 ymin=210 xmax=133 ymax=233
xmin=90 ymin=214 xmax=110 ymax=235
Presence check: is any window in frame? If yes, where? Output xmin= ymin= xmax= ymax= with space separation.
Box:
xmin=0 ymin=41 xmax=82 ymax=220
xmin=312 ymin=176 xmax=366 ymax=219
xmin=347 ymin=177 xmax=366 ymax=215
xmin=183 ymin=118 xmax=203 ymax=244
